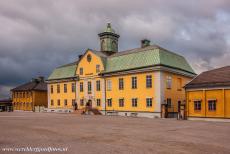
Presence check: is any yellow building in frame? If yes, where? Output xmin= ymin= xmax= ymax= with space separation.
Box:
xmin=11 ymin=77 xmax=47 ymax=111
xmin=47 ymin=62 xmax=78 ymax=112
xmin=185 ymin=66 xmax=230 ymax=120
xmin=47 ymin=23 xmax=196 ymax=118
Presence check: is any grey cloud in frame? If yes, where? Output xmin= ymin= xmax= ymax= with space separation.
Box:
xmin=0 ymin=0 xmax=230 ymax=97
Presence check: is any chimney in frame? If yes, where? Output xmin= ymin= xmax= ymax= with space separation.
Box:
xmin=37 ymin=76 xmax=44 ymax=82
xmin=141 ymin=39 xmax=151 ymax=48
xmin=78 ymin=54 xmax=83 ymax=59
xmin=31 ymin=76 xmax=44 ymax=83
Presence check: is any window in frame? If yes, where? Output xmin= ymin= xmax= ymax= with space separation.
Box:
xmin=57 ymin=99 xmax=60 ymax=106
xmin=96 ymin=65 xmax=100 ymax=73
xmin=80 ymin=99 xmax=84 ymax=106
xmin=51 ymin=85 xmax=53 ymax=93
xmin=87 ymin=54 xmax=92 ymax=62
xmin=72 ymin=99 xmax=75 ymax=106
xmin=96 ymin=80 xmax=100 ymax=91
xmin=132 ymin=77 xmax=137 ymax=89
xmin=64 ymin=84 xmax=67 ymax=93
xmin=112 ymin=41 xmax=117 ymax=50
xmin=107 ymin=99 xmax=112 ymax=107
xmin=167 ymin=98 xmax=172 ymax=108
xmin=119 ymin=78 xmax=124 ymax=90
xmin=80 ymin=67 xmax=83 ymax=75
xmin=132 ymin=98 xmax=138 ymax=107
xmin=51 ymin=100 xmax=54 ymax=106
xmin=166 ymin=76 xmax=172 ymax=89
xmin=146 ymin=75 xmax=152 ymax=88
xmin=101 ymin=40 xmax=106 ymax=50
xmin=64 ymin=99 xmax=68 ymax=106
xmin=57 ymin=84 xmax=60 ymax=93
xmin=96 ymin=99 xmax=101 ymax=107
xmin=88 ymin=81 xmax=92 ymax=94
xmin=146 ymin=98 xmax=152 ymax=107
xmin=208 ymin=100 xmax=216 ymax=111
xmin=177 ymin=78 xmax=182 ymax=91
xmin=107 ymin=80 xmax=112 ymax=91
xmin=80 ymin=82 xmax=83 ymax=92
xmin=119 ymin=99 xmax=124 ymax=107
xmin=194 ymin=101 xmax=201 ymax=110
xmin=72 ymin=83 xmax=76 ymax=92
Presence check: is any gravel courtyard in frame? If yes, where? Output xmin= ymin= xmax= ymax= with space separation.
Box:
xmin=0 ymin=112 xmax=230 ymax=154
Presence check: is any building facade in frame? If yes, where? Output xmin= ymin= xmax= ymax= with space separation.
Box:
xmin=0 ymin=98 xmax=13 ymax=112
xmin=47 ymin=63 xmax=78 ymax=112
xmin=185 ymin=66 xmax=230 ymax=120
xmin=11 ymin=77 xmax=47 ymax=111
xmin=47 ymin=23 xmax=196 ymax=118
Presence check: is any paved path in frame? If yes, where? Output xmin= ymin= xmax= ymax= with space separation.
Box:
xmin=0 ymin=112 xmax=230 ymax=154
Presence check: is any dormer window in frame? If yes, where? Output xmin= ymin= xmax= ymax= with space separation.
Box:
xmin=96 ymin=65 xmax=100 ymax=73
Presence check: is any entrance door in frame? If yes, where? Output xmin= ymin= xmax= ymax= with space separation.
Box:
xmin=177 ymin=101 xmax=186 ymax=120
xmin=86 ymin=100 xmax=92 ymax=107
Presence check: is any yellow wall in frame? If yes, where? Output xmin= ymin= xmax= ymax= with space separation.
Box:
xmin=12 ymin=90 xmax=47 ymax=111
xmin=164 ymin=72 xmax=192 ymax=113
xmin=105 ymin=72 xmax=156 ymax=112
xmin=76 ymin=50 xmax=104 ymax=77
xmin=105 ymin=71 xmax=192 ymax=113
xmin=76 ymin=50 xmax=105 ymax=110
xmin=225 ymin=90 xmax=230 ymax=118
xmin=186 ymin=89 xmax=230 ymax=118
xmin=34 ymin=91 xmax=48 ymax=107
xmin=48 ymin=81 xmax=76 ymax=109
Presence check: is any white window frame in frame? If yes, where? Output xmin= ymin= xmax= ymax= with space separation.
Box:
xmin=107 ymin=80 xmax=112 ymax=91
xmin=132 ymin=98 xmax=138 ymax=107
xmin=166 ymin=76 xmax=172 ymax=89
xmin=146 ymin=75 xmax=152 ymax=88
xmin=146 ymin=98 xmax=152 ymax=107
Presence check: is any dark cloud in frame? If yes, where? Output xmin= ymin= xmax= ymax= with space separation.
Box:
xmin=0 ymin=0 xmax=230 ymax=97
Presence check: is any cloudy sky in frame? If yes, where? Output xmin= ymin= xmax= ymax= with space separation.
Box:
xmin=0 ymin=0 xmax=230 ymax=98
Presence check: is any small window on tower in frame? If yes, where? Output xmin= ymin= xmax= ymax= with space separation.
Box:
xmin=112 ymin=41 xmax=117 ymax=51
xmin=101 ymin=40 xmax=106 ymax=51
xmin=87 ymin=54 xmax=92 ymax=62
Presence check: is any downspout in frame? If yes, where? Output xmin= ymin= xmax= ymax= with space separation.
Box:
xmin=75 ymin=78 xmax=77 ymax=111
xmin=32 ymin=90 xmax=34 ymax=112
xmin=204 ymin=89 xmax=206 ymax=117
xmin=104 ymin=77 xmax=107 ymax=115
xmin=223 ymin=89 xmax=225 ymax=117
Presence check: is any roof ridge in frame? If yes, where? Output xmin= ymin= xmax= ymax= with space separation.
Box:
xmin=201 ymin=65 xmax=230 ymax=74
xmin=157 ymin=46 xmax=184 ymax=58
xmin=56 ymin=61 xmax=78 ymax=68
xmin=109 ymin=45 xmax=159 ymax=58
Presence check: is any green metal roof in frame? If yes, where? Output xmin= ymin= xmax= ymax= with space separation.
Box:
xmin=48 ymin=62 xmax=77 ymax=80
xmin=48 ymin=45 xmax=195 ymax=80
xmin=104 ymin=46 xmax=195 ymax=74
